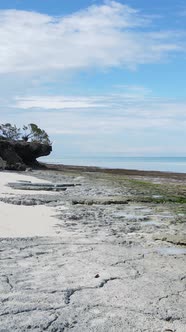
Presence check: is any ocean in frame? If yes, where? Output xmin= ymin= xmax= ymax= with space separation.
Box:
xmin=41 ymin=156 xmax=186 ymax=173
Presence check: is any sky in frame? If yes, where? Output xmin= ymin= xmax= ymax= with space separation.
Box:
xmin=0 ymin=0 xmax=186 ymax=159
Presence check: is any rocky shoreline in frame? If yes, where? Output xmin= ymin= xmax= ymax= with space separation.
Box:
xmin=44 ymin=162 xmax=186 ymax=180
xmin=0 ymin=166 xmax=186 ymax=331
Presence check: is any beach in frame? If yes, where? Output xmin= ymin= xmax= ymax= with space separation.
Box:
xmin=0 ymin=166 xmax=186 ymax=331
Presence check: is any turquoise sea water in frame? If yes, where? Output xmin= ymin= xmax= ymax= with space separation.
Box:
xmin=41 ymin=156 xmax=186 ymax=173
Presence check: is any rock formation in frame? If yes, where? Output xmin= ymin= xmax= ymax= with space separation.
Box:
xmin=0 ymin=139 xmax=52 ymax=170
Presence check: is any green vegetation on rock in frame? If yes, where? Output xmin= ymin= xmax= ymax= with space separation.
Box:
xmin=0 ymin=123 xmax=51 ymax=144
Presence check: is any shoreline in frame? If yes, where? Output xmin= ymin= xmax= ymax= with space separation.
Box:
xmin=43 ymin=162 xmax=186 ymax=180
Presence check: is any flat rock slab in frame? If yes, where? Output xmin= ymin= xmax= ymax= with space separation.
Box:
xmin=72 ymin=196 xmax=130 ymax=205
xmin=0 ymin=237 xmax=186 ymax=332
xmin=7 ymin=182 xmax=72 ymax=191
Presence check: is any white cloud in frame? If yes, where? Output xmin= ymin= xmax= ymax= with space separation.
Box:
xmin=1 ymin=87 xmax=186 ymax=156
xmin=8 ymin=85 xmax=186 ymax=137
xmin=13 ymin=85 xmax=151 ymax=109
xmin=0 ymin=1 xmax=184 ymax=74
xmin=14 ymin=96 xmax=105 ymax=109
xmin=13 ymin=85 xmax=186 ymax=120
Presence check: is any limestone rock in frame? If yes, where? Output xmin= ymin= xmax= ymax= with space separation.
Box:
xmin=0 ymin=139 xmax=52 ymax=171
xmin=0 ymin=156 xmax=6 ymax=169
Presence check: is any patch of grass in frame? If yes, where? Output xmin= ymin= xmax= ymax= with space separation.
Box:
xmin=127 ymin=179 xmax=160 ymax=187
xmin=172 ymin=204 xmax=186 ymax=223
xmin=131 ymin=195 xmax=186 ymax=204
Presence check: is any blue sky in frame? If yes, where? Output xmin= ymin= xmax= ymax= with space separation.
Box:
xmin=0 ymin=0 xmax=186 ymax=158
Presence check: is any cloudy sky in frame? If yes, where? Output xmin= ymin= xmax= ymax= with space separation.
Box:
xmin=0 ymin=0 xmax=186 ymax=159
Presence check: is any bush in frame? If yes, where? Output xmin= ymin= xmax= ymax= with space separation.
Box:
xmin=0 ymin=123 xmax=21 ymax=140
xmin=0 ymin=123 xmax=51 ymax=144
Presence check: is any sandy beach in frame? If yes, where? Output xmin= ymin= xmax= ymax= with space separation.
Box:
xmin=0 ymin=171 xmax=59 ymax=237
xmin=0 ymin=167 xmax=186 ymax=331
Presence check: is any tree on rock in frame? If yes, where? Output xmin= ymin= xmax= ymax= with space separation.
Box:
xmin=22 ymin=123 xmax=51 ymax=144
xmin=0 ymin=123 xmax=20 ymax=140
xmin=0 ymin=123 xmax=51 ymax=145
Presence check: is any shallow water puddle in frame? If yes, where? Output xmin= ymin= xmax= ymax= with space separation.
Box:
xmin=156 ymin=247 xmax=186 ymax=255
xmin=113 ymin=211 xmax=148 ymax=220
xmin=141 ymin=220 xmax=162 ymax=226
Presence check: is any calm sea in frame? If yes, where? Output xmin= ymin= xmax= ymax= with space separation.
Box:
xmin=41 ymin=156 xmax=186 ymax=173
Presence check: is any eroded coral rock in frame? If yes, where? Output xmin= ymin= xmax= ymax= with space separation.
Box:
xmin=0 ymin=139 xmax=52 ymax=171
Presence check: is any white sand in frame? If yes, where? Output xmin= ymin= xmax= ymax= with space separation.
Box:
xmin=0 ymin=171 xmax=59 ymax=237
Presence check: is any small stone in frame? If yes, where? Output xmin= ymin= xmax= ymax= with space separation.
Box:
xmin=95 ymin=274 xmax=100 ymax=278
xmin=25 ymin=167 xmax=32 ymax=172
